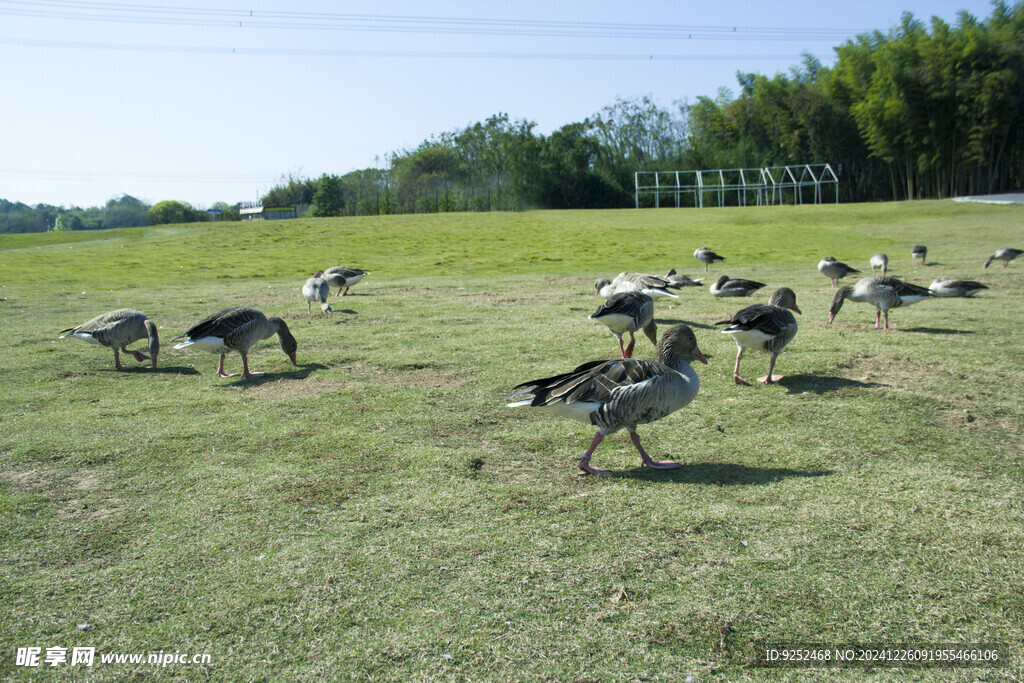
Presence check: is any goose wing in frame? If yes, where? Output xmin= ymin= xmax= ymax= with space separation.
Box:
xmin=173 ymin=307 xmax=266 ymax=345
xmin=511 ymin=358 xmax=669 ymax=408
xmin=60 ymin=309 xmax=144 ymax=346
xmin=718 ymin=304 xmax=792 ymax=336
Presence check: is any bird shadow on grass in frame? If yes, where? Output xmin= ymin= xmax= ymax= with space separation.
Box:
xmin=616 ymin=462 xmax=833 ymax=485
xmin=220 ymin=362 xmax=329 ymax=386
xmin=654 ymin=317 xmax=717 ymax=330
xmin=900 ymin=326 xmax=974 ymax=335
xmin=776 ymin=373 xmax=888 ymax=395
xmin=106 ymin=365 xmax=200 ymax=375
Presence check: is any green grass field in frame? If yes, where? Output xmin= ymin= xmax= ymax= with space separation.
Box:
xmin=2 ymin=201 xmax=1023 ymax=681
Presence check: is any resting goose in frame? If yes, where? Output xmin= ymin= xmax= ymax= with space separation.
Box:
xmin=829 ymin=276 xmax=931 ymax=330
xmin=322 ymin=266 xmax=369 ymax=296
xmin=710 ymin=275 xmax=766 ymax=297
xmin=870 ymin=253 xmax=888 ymax=275
xmin=984 ymin=247 xmax=1022 ymax=269
xmin=928 ymin=277 xmax=988 ymax=298
xmin=172 ymin=307 xmax=297 ymax=378
xmin=302 ymin=271 xmax=332 ymax=314
xmin=594 ymin=272 xmax=679 ymax=299
xmin=911 ymin=245 xmax=928 ymax=265
xmin=663 ymin=268 xmax=702 ymax=287
xmin=590 ymin=291 xmax=656 ymax=358
xmin=693 ymin=247 xmax=725 ymax=273
xmin=59 ymin=309 xmax=159 ymax=369
xmin=717 ymin=287 xmax=801 ymax=385
xmin=507 ymin=324 xmax=707 ymax=475
xmin=817 ymin=257 xmax=860 ymax=288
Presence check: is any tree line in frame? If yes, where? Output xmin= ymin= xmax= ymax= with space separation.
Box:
xmin=3 ymin=2 xmax=1021 ymax=233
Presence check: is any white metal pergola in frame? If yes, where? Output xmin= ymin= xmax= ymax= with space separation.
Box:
xmin=635 ymin=163 xmax=839 ymax=208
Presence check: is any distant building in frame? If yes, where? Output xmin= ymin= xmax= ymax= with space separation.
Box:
xmin=239 ymin=201 xmax=297 ymax=220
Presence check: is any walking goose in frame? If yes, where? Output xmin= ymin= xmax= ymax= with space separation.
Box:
xmin=507 ymin=324 xmax=707 ymax=475
xmin=828 ymin=276 xmax=931 ymax=330
xmin=911 ymin=245 xmax=928 ymax=265
xmin=710 ymin=274 xmax=766 ymax=297
xmin=59 ymin=309 xmax=159 ymax=369
xmin=928 ymin=277 xmax=988 ymax=298
xmin=818 ymin=257 xmax=861 ymax=288
xmin=717 ymin=287 xmax=800 ymax=385
xmin=693 ymin=247 xmax=725 ymax=273
xmin=322 ymin=266 xmax=369 ymax=296
xmin=870 ymin=253 xmax=888 ymax=275
xmin=302 ymin=271 xmax=332 ymax=314
xmin=172 ymin=307 xmax=297 ymax=378
xmin=590 ymin=291 xmax=656 ymax=358
xmin=984 ymin=247 xmax=1022 ymax=269
xmin=594 ymin=272 xmax=679 ymax=299
xmin=663 ymin=268 xmax=702 ymax=287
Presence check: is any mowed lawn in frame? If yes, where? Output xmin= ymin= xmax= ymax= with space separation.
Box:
xmin=1 ymin=201 xmax=1023 ymax=681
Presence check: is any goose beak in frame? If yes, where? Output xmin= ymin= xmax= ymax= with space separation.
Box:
xmin=287 ymin=352 xmax=297 ymax=366
xmin=793 ymin=305 xmax=802 ymax=315
xmin=828 ymin=312 xmax=836 ymax=324
xmin=691 ymin=346 xmax=709 ymax=365
xmin=151 ymin=353 xmax=158 ymax=369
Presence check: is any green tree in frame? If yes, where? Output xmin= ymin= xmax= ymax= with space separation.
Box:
xmin=309 ymin=174 xmax=344 ymax=217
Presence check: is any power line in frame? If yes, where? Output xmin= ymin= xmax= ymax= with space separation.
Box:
xmin=0 ymin=0 xmax=871 ymax=42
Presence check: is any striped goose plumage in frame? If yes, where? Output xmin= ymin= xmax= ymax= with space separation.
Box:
xmin=709 ymin=274 xmax=766 ymax=297
xmin=322 ymin=266 xmax=369 ymax=296
xmin=594 ymin=272 xmax=679 ymax=299
xmin=59 ymin=309 xmax=159 ymax=370
xmin=693 ymin=246 xmax=725 ymax=273
xmin=172 ymin=307 xmax=297 ymax=378
xmin=717 ymin=287 xmax=801 ymax=385
xmin=984 ymin=247 xmax=1022 ymax=269
xmin=302 ymin=271 xmax=332 ymax=314
xmin=590 ymin=291 xmax=656 ymax=358
xmin=829 ymin=276 xmax=932 ymax=330
xmin=507 ymin=324 xmax=707 ymax=475
xmin=818 ymin=257 xmax=861 ymax=288
xmin=928 ymin=277 xmax=988 ymax=298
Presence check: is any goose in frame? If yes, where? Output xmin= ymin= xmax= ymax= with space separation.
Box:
xmin=663 ymin=268 xmax=702 ymax=287
xmin=928 ymin=277 xmax=988 ymax=298
xmin=594 ymin=272 xmax=679 ymax=299
xmin=710 ymin=274 xmax=766 ymax=297
xmin=817 ymin=257 xmax=861 ymax=288
xmin=911 ymin=245 xmax=928 ymax=265
xmin=507 ymin=324 xmax=707 ymax=475
xmin=717 ymin=287 xmax=801 ymax=386
xmin=302 ymin=271 xmax=332 ymax=314
xmin=590 ymin=291 xmax=656 ymax=358
xmin=870 ymin=253 xmax=888 ymax=275
xmin=693 ymin=247 xmax=725 ymax=273
xmin=172 ymin=307 xmax=297 ymax=378
xmin=828 ymin=276 xmax=932 ymax=330
xmin=322 ymin=266 xmax=369 ymax=296
xmin=59 ymin=309 xmax=159 ymax=370
xmin=984 ymin=247 xmax=1023 ymax=269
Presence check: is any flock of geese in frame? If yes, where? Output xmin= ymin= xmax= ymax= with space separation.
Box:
xmin=58 ymin=267 xmax=369 ymax=378
xmin=56 ymin=243 xmax=1021 ymax=477
xmin=508 ymin=245 xmax=1021 ymax=475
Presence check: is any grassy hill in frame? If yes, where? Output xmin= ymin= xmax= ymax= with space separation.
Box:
xmin=2 ymin=201 xmax=1022 ymax=681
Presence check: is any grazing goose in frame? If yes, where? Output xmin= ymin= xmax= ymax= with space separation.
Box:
xmin=928 ymin=277 xmax=988 ymax=298
xmin=663 ymin=268 xmax=702 ymax=287
xmin=507 ymin=324 xmax=707 ymax=475
xmin=911 ymin=245 xmax=928 ymax=265
xmin=172 ymin=307 xmax=297 ymax=378
xmin=693 ymin=247 xmax=725 ymax=273
xmin=59 ymin=309 xmax=159 ymax=370
xmin=984 ymin=247 xmax=1023 ymax=269
xmin=710 ymin=275 xmax=766 ymax=297
xmin=302 ymin=271 xmax=332 ymax=314
xmin=817 ymin=257 xmax=861 ymax=288
xmin=870 ymin=253 xmax=888 ymax=275
xmin=828 ymin=276 xmax=931 ymax=330
xmin=322 ymin=266 xmax=369 ymax=296
xmin=717 ymin=287 xmax=801 ymax=386
xmin=590 ymin=291 xmax=656 ymax=358
xmin=594 ymin=272 xmax=679 ymax=299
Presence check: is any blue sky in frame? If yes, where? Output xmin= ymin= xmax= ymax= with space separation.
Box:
xmin=0 ymin=0 xmax=1001 ymax=209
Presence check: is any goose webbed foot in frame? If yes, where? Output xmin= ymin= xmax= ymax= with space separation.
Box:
xmin=758 ymin=374 xmax=784 ymax=384
xmin=631 ymin=433 xmax=681 ymax=470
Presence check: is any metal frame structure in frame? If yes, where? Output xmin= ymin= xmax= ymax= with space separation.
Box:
xmin=635 ymin=164 xmax=839 ymax=208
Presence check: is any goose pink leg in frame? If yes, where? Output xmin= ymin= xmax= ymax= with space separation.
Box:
xmin=216 ymin=354 xmax=237 ymax=378
xmin=758 ymin=353 xmax=783 ymax=384
xmin=631 ymin=432 xmax=681 ymax=469
xmin=578 ymin=432 xmax=611 ymax=475
xmin=733 ymin=349 xmax=751 ymax=386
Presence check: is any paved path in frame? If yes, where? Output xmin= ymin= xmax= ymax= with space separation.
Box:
xmin=952 ymin=192 xmax=1024 ymax=204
